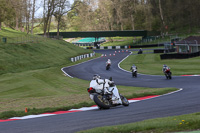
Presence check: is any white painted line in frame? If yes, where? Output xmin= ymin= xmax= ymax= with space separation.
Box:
xmin=128 ymin=100 xmax=140 ymax=103
xmin=69 ymin=106 xmax=99 ymax=111
xmin=137 ymin=88 xmax=183 ymax=102
xmin=10 ymin=114 xmax=56 ymax=120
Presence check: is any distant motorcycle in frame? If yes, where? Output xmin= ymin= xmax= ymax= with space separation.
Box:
xmin=106 ymin=63 xmax=111 ymax=70
xmin=132 ymin=68 xmax=137 ymax=77
xmin=87 ymin=79 xmax=129 ymax=109
xmin=164 ymin=68 xmax=172 ymax=79
xmin=138 ymin=49 xmax=143 ymax=54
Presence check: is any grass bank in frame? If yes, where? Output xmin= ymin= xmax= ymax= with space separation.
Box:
xmin=0 ymin=28 xmax=93 ymax=75
xmin=120 ymin=53 xmax=200 ymax=75
xmin=78 ymin=112 xmax=200 ymax=133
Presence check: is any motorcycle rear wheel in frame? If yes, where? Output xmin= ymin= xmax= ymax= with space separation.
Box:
xmin=106 ymin=66 xmax=110 ymax=70
xmin=93 ymin=94 xmax=110 ymax=109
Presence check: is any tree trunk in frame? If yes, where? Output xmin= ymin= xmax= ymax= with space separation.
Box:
xmin=121 ymin=22 xmax=124 ymax=31
xmin=16 ymin=16 xmax=19 ymax=30
xmin=159 ymin=0 xmax=165 ymax=29
xmin=57 ymin=19 xmax=60 ymax=37
xmin=31 ymin=0 xmax=36 ymax=34
xmin=47 ymin=16 xmax=52 ymax=36
xmin=131 ymin=14 xmax=135 ymax=30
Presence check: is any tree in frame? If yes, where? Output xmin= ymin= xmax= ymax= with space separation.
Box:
xmin=0 ymin=0 xmax=15 ymax=30
xmin=31 ymin=0 xmax=36 ymax=34
xmin=43 ymin=0 xmax=57 ymax=36
xmin=53 ymin=0 xmax=70 ymax=37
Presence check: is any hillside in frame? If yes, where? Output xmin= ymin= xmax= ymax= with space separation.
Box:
xmin=0 ymin=28 xmax=92 ymax=75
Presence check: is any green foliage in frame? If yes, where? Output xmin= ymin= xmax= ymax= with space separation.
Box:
xmin=0 ymin=0 xmax=15 ymax=23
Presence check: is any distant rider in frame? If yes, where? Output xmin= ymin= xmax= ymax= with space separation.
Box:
xmin=138 ymin=48 xmax=143 ymax=54
xmin=106 ymin=59 xmax=111 ymax=66
xmin=130 ymin=64 xmax=137 ymax=71
xmin=162 ymin=64 xmax=170 ymax=73
xmin=89 ymin=74 xmax=122 ymax=104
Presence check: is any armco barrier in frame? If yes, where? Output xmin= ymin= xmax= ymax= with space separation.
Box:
xmin=154 ymin=49 xmax=164 ymax=53
xmin=160 ymin=51 xmax=200 ymax=59
xmin=70 ymin=52 xmax=95 ymax=62
xmin=154 ymin=48 xmax=176 ymax=53
xmin=85 ymin=44 xmax=164 ymax=50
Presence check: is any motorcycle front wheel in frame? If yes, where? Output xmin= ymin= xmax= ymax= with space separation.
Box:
xmin=120 ymin=94 xmax=129 ymax=106
xmin=93 ymin=94 xmax=110 ymax=109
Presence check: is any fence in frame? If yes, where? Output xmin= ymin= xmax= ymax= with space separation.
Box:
xmin=70 ymin=52 xmax=95 ymax=62
xmin=84 ymin=44 xmax=164 ymax=50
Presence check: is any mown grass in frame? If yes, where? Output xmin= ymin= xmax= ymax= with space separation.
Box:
xmin=0 ymin=27 xmax=92 ymax=75
xmin=120 ymin=53 xmax=200 ymax=75
xmin=78 ymin=112 xmax=200 ymax=133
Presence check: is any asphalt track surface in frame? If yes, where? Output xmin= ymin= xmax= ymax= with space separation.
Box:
xmin=1 ymin=49 xmax=200 ymax=133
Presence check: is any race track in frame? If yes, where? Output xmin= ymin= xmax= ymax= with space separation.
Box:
xmin=1 ymin=49 xmax=200 ymax=133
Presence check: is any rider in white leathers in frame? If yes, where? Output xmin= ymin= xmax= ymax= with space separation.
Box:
xmin=130 ymin=64 xmax=137 ymax=71
xmin=89 ymin=74 xmax=122 ymax=104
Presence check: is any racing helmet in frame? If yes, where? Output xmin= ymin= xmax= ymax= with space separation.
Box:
xmin=93 ymin=74 xmax=100 ymax=80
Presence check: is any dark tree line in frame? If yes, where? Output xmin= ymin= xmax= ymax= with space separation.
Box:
xmin=67 ymin=0 xmax=200 ymax=34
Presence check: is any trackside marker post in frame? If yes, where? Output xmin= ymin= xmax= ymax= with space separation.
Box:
xmin=25 ymin=108 xmax=28 ymax=113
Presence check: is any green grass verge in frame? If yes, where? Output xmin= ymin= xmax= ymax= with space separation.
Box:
xmin=120 ymin=53 xmax=200 ymax=75
xmin=78 ymin=112 xmax=200 ymax=133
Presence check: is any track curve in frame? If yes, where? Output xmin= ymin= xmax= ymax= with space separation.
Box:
xmin=1 ymin=49 xmax=200 ymax=133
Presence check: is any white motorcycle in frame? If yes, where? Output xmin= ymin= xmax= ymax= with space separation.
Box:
xmin=87 ymin=78 xmax=129 ymax=109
